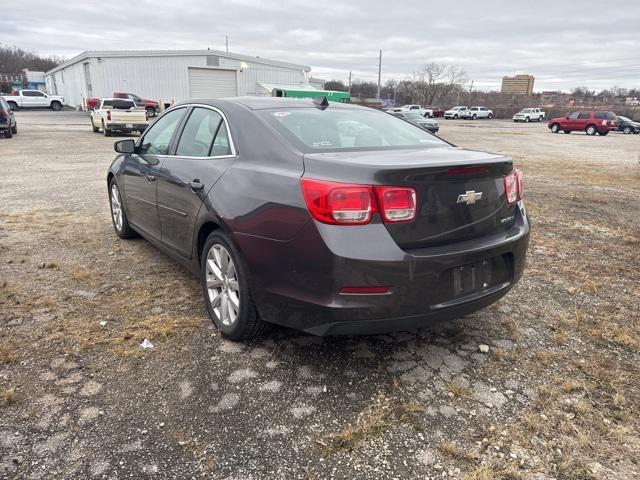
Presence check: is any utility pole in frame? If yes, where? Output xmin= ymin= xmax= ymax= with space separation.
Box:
xmin=225 ymin=36 xmax=229 ymax=53
xmin=377 ymin=49 xmax=382 ymax=99
xmin=348 ymin=70 xmax=352 ymax=95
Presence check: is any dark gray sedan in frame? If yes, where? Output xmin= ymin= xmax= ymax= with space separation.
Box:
xmin=389 ymin=111 xmax=440 ymax=134
xmin=107 ymin=97 xmax=529 ymax=340
xmin=0 ymin=96 xmax=17 ymax=138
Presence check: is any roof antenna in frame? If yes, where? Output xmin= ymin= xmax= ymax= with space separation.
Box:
xmin=313 ymin=96 xmax=329 ymax=110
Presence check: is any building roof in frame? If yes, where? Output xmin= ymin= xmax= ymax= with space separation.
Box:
xmin=45 ymin=49 xmax=311 ymax=76
xmin=257 ymin=82 xmax=320 ymax=93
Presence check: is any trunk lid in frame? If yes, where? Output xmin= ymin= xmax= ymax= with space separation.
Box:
xmin=108 ymin=109 xmax=147 ymax=124
xmin=303 ymin=147 xmax=517 ymax=249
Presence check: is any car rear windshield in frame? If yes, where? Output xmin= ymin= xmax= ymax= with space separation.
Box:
xmin=102 ymin=100 xmax=136 ymax=109
xmin=260 ymin=107 xmax=446 ymax=151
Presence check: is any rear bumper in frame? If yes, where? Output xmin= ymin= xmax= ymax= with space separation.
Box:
xmin=235 ymin=203 xmax=530 ymax=335
xmin=106 ymin=123 xmax=147 ymax=131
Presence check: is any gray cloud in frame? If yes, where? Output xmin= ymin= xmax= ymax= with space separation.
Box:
xmin=2 ymin=0 xmax=639 ymax=91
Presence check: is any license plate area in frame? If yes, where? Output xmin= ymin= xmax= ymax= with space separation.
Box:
xmin=451 ymin=254 xmax=513 ymax=299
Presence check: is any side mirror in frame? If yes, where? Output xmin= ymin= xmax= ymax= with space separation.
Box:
xmin=114 ymin=139 xmax=135 ymax=154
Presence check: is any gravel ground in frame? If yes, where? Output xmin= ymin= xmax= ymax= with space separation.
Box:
xmin=1 ymin=111 xmax=639 ymax=480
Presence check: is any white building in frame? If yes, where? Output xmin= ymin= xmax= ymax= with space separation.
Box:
xmin=44 ymin=49 xmax=312 ymax=107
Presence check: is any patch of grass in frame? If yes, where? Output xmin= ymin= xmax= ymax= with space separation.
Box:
xmin=70 ymin=267 xmax=101 ymax=283
xmin=446 ymin=381 xmax=472 ymax=398
xmin=2 ymin=389 xmax=16 ymax=405
xmin=463 ymin=466 xmax=498 ymax=480
xmin=553 ymin=329 xmax=569 ymax=346
xmin=0 ymin=341 xmax=17 ymax=364
xmin=320 ymin=393 xmax=423 ymax=452
xmin=438 ymin=441 xmax=478 ymax=462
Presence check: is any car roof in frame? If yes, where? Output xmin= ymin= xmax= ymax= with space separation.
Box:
xmin=175 ymin=96 xmax=367 ymax=111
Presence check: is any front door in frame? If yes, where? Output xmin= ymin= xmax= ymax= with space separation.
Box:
xmin=156 ymin=106 xmax=236 ymax=258
xmin=122 ymin=107 xmax=187 ymax=239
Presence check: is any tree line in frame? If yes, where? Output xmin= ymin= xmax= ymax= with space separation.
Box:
xmin=0 ymin=44 xmax=61 ymax=74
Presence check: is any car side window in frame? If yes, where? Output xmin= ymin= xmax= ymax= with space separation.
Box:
xmin=568 ymin=112 xmax=579 ymax=119
xmin=139 ymin=108 xmax=185 ymax=156
xmin=211 ymin=121 xmax=232 ymax=156
xmin=577 ymin=112 xmax=590 ymax=120
xmin=176 ymin=107 xmax=224 ymax=157
xmin=594 ymin=112 xmax=605 ymax=119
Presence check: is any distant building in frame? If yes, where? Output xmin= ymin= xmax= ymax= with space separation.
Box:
xmin=501 ymin=74 xmax=535 ymax=95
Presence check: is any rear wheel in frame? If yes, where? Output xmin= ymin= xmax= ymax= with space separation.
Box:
xmin=102 ymin=122 xmax=111 ymax=137
xmin=7 ymin=102 xmax=18 ymax=111
xmin=550 ymin=123 xmax=561 ymax=133
xmin=109 ymin=180 xmax=135 ymax=239
xmin=585 ymin=124 xmax=597 ymax=135
xmin=11 ymin=123 xmax=17 ymax=134
xmin=623 ymin=126 xmax=632 ymax=134
xmin=91 ymin=119 xmax=99 ymax=133
xmin=4 ymin=128 xmax=12 ymax=138
xmin=564 ymin=130 xmax=571 ymax=134
xmin=201 ymin=231 xmax=267 ymax=340
xmin=599 ymin=130 xmax=609 ymax=136
xmin=145 ymin=106 xmax=156 ymax=117
xmin=50 ymin=101 xmax=62 ymax=111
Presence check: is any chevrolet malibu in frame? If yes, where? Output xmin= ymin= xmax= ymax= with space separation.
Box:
xmin=107 ymin=97 xmax=530 ymax=340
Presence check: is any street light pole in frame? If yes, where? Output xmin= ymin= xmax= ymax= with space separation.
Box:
xmin=377 ymin=49 xmax=382 ymax=99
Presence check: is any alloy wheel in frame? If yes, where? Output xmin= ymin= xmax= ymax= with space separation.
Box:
xmin=206 ymin=244 xmax=240 ymax=326
xmin=110 ymin=184 xmax=123 ymax=231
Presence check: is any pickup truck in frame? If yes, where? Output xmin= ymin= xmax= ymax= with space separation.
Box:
xmin=400 ymin=104 xmax=434 ymax=118
xmin=444 ymin=106 xmax=468 ymax=119
xmin=87 ymin=92 xmax=159 ymax=116
xmin=513 ymin=108 xmax=545 ymax=122
xmin=90 ymin=99 xmax=148 ymax=137
xmin=5 ymin=89 xmax=65 ymax=111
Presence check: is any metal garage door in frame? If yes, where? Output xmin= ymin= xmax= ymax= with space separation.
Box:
xmin=188 ymin=68 xmax=237 ymax=99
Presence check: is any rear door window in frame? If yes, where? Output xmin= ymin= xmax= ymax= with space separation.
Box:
xmin=577 ymin=112 xmax=590 ymax=120
xmin=594 ymin=112 xmax=605 ymax=119
xmin=176 ymin=107 xmax=224 ymax=157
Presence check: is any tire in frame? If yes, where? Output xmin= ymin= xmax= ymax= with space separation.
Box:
xmin=145 ymin=106 xmax=156 ymax=117
xmin=4 ymin=128 xmax=12 ymax=138
xmin=7 ymin=102 xmax=18 ymax=111
xmin=453 ymin=114 xmax=458 ymax=119
xmin=623 ymin=126 xmax=632 ymax=134
xmin=564 ymin=131 xmax=571 ymax=134
xmin=472 ymin=114 xmax=477 ymax=120
xmin=11 ymin=123 xmax=17 ymax=135
xmin=102 ymin=122 xmax=111 ymax=137
xmin=585 ymin=125 xmax=597 ymax=136
xmin=91 ymin=119 xmax=99 ymax=133
xmin=538 ymin=116 xmax=543 ymax=122
xmin=525 ymin=117 xmax=530 ymax=123
xmin=108 ymin=179 xmax=135 ymax=239
xmin=550 ymin=123 xmax=561 ymax=133
xmin=488 ymin=113 xmax=493 ymax=119
xmin=599 ymin=130 xmax=609 ymax=136
xmin=201 ymin=231 xmax=268 ymax=340
xmin=50 ymin=101 xmax=62 ymax=111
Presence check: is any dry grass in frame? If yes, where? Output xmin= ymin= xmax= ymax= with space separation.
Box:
xmin=437 ymin=441 xmax=478 ymax=462
xmin=2 ymin=389 xmax=16 ymax=405
xmin=70 ymin=267 xmax=101 ymax=283
xmin=0 ymin=340 xmax=17 ymax=364
xmin=320 ymin=393 xmax=423 ymax=452
xmin=446 ymin=381 xmax=472 ymax=398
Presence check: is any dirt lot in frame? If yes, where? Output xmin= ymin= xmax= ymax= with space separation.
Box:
xmin=1 ymin=110 xmax=639 ymax=480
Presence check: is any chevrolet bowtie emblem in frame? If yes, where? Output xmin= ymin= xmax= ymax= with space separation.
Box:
xmin=457 ymin=190 xmax=483 ymax=205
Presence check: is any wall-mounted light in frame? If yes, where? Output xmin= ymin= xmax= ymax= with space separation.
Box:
xmin=239 ymin=62 xmax=248 ymax=72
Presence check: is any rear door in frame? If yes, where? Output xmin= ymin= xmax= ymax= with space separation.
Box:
xmin=575 ymin=111 xmax=591 ymax=131
xmin=123 ymin=107 xmax=187 ymax=239
xmin=156 ymin=106 xmax=236 ymax=258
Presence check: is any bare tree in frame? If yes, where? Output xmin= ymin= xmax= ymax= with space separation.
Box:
xmin=408 ymin=63 xmax=467 ymax=106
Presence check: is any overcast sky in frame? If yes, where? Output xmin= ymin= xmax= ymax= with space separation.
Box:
xmin=3 ymin=0 xmax=639 ymax=92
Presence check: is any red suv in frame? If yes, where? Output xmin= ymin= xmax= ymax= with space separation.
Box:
xmin=548 ymin=111 xmax=618 ymax=135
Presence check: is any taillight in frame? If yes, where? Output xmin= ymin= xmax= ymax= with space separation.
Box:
xmin=145 ymin=111 xmax=149 ymax=121
xmin=504 ymin=170 xmax=524 ymax=205
xmin=301 ymin=178 xmax=376 ymax=225
xmin=300 ymin=179 xmax=417 ymax=225
xmin=374 ymin=186 xmax=416 ymax=222
xmin=106 ymin=110 xmax=112 ymax=121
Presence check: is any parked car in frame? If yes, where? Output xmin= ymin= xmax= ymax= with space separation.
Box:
xmin=615 ymin=115 xmax=640 ymax=134
xmin=0 ymin=96 xmax=17 ymax=138
xmin=107 ymin=97 xmax=530 ymax=340
xmin=389 ymin=111 xmax=439 ymax=133
xmin=90 ymin=99 xmax=149 ymax=136
xmin=548 ymin=111 xmax=618 ymax=135
xmin=400 ymin=104 xmax=434 ymax=117
xmin=444 ymin=106 xmax=468 ymax=119
xmin=461 ymin=106 xmax=493 ymax=120
xmin=513 ymin=108 xmax=545 ymax=123
xmin=426 ymin=106 xmax=445 ymax=117
xmin=87 ymin=93 xmax=160 ymax=117
xmin=5 ymin=89 xmax=65 ymax=111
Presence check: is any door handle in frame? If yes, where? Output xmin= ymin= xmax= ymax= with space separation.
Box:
xmin=189 ymin=180 xmax=204 ymax=191
xmin=145 ymin=174 xmax=156 ymax=183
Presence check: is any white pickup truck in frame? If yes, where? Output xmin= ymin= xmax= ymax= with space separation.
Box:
xmin=4 ymin=89 xmax=65 ymax=111
xmin=461 ymin=106 xmax=494 ymax=120
xmin=90 ymin=99 xmax=148 ymax=137
xmin=400 ymin=104 xmax=434 ymax=118
xmin=513 ymin=108 xmax=545 ymax=122
xmin=444 ymin=106 xmax=469 ymax=119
